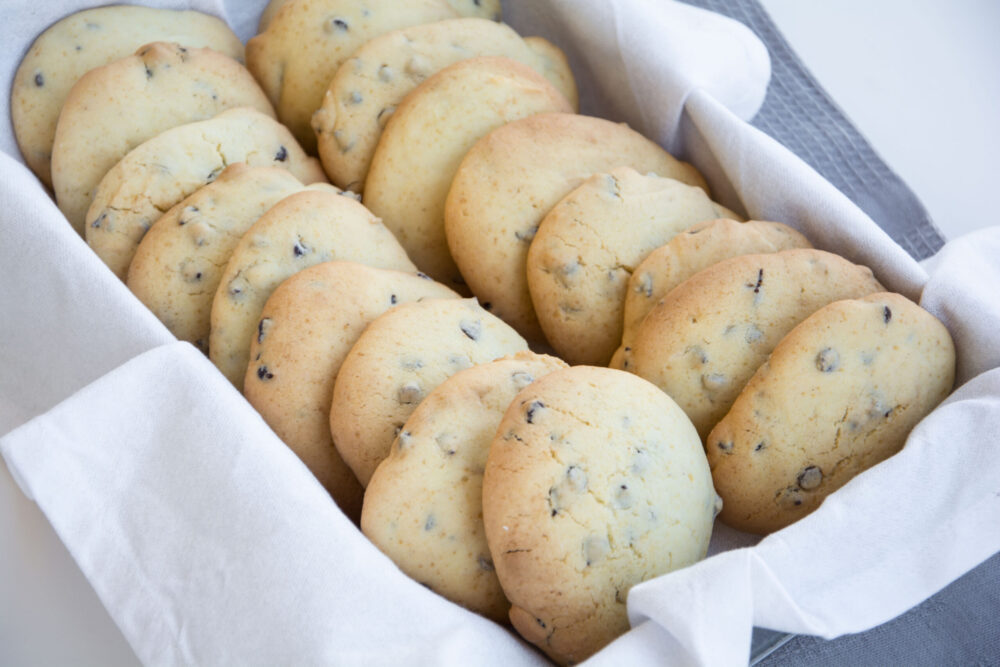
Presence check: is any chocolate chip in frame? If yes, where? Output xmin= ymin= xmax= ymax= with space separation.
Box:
xmin=525 ymin=400 xmax=544 ymax=424
xmin=390 ymin=293 xmax=397 ymax=305
xmin=565 ymin=464 xmax=587 ymax=491
xmin=613 ymin=483 xmax=633 ymax=509
xmin=777 ymin=486 xmax=804 ymax=509
xmin=33 ymin=72 xmax=44 ymax=87
xmin=90 ymin=211 xmax=108 ymax=229
xmin=701 ymin=372 xmax=726 ymax=391
xmin=582 ymin=534 xmax=610 ymax=566
xmin=747 ymin=268 xmax=763 ymax=293
xmin=514 ymin=226 xmax=538 ymax=243
xmin=346 ymin=90 xmax=362 ymax=105
xmin=400 ymin=356 xmax=423 ymax=370
xmin=396 ymin=382 xmax=423 ymax=405
xmin=206 ymin=166 xmax=223 ymax=182
xmin=257 ymin=318 xmax=272 ymax=343
xmin=883 ymin=305 xmax=892 ymax=324
xmin=327 ymin=17 xmax=349 ymax=32
xmin=797 ymin=466 xmax=823 ymax=490
xmin=745 ymin=324 xmax=764 ymax=344
xmin=377 ymin=65 xmax=393 ymax=82
xmin=424 ymin=515 xmax=436 ymax=531
xmin=459 ymin=319 xmax=481 ymax=341
xmin=816 ymin=347 xmax=840 ymax=372
xmin=511 ymin=370 xmax=534 ymax=389
xmin=144 ymin=65 xmax=153 ymax=79
xmin=398 ymin=430 xmax=413 ymax=448
xmin=536 ymin=618 xmax=547 ymax=629
xmin=416 ymin=271 xmax=432 ymax=280
xmin=477 ymin=555 xmax=494 ymax=572
xmin=754 ymin=440 xmax=767 ymax=452
xmin=256 ymin=365 xmax=274 ymax=380
xmin=717 ymin=440 xmax=734 ymax=454
xmin=274 ymin=145 xmax=287 ymax=162
xmin=293 ymin=238 xmax=309 ymax=257
xmin=637 ymin=272 xmax=653 ymax=298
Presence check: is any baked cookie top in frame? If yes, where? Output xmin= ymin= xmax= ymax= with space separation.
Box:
xmin=12 ymin=5 xmax=243 ymax=187
xmin=526 ymin=168 xmax=740 ymax=366
xmin=245 ymin=261 xmax=458 ymax=521
xmin=208 ymin=188 xmax=414 ymax=390
xmin=708 ymin=293 xmax=955 ymax=534
xmin=482 ymin=365 xmax=718 ymax=664
xmin=246 ymin=0 xmax=499 ymax=153
xmin=363 ymin=56 xmax=573 ymax=288
xmin=444 ymin=112 xmax=707 ymax=343
xmin=85 ymin=107 xmax=326 ymax=280
xmin=610 ymin=218 xmax=811 ymax=370
xmin=127 ymin=164 xmax=318 ymax=354
xmin=313 ymin=18 xmax=577 ymax=191
xmin=52 ymin=42 xmax=274 ymax=233
xmin=628 ymin=249 xmax=884 ymax=440
xmin=330 ymin=297 xmax=527 ymax=486
xmin=362 ymin=351 xmax=567 ymax=622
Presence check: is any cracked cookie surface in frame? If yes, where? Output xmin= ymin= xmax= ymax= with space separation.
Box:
xmin=708 ymin=292 xmax=955 ymax=534
xmin=85 ymin=107 xmax=326 ymax=279
xmin=628 ymin=249 xmax=884 ymax=440
xmin=610 ymin=218 xmax=812 ymax=370
xmin=362 ymin=352 xmax=566 ymax=621
xmin=12 ymin=5 xmax=243 ymax=187
xmin=52 ymin=42 xmax=273 ymax=233
xmin=127 ymin=164 xmax=330 ymax=354
xmin=313 ymin=18 xmax=576 ymax=191
xmin=444 ymin=112 xmax=707 ymax=343
xmin=245 ymin=261 xmax=458 ymax=521
xmin=527 ymin=167 xmax=740 ymax=366
xmin=363 ymin=56 xmax=572 ymax=289
xmin=482 ymin=366 xmax=718 ymax=664
xmin=330 ymin=297 xmax=527 ymax=486
xmin=209 ymin=188 xmax=413 ymax=389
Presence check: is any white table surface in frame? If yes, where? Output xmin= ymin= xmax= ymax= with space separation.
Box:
xmin=2 ymin=2 xmax=998 ymax=664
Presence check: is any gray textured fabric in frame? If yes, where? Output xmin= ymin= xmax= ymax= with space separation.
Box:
xmin=675 ymin=1 xmax=992 ymax=663
xmin=682 ymin=0 xmax=946 ymax=260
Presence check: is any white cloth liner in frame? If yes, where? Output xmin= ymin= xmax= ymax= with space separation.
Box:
xmin=1 ymin=0 xmax=998 ymax=664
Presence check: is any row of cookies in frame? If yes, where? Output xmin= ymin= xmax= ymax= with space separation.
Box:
xmin=592 ymin=217 xmax=957 ymax=534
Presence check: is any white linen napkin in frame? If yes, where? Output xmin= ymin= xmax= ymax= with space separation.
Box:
xmin=1 ymin=1 xmax=998 ymax=665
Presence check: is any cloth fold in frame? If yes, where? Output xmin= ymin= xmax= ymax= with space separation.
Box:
xmin=1 ymin=1 xmax=998 ymax=665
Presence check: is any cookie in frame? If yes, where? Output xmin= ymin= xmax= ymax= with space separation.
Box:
xmin=628 ymin=249 xmax=884 ymax=440
xmin=85 ymin=107 xmax=326 ymax=280
xmin=209 ymin=189 xmax=415 ymax=390
xmin=330 ymin=297 xmax=527 ymax=486
xmin=526 ymin=168 xmax=740 ymax=366
xmin=444 ymin=112 xmax=707 ymax=342
xmin=482 ymin=366 xmax=719 ymax=664
xmin=51 ymin=42 xmax=274 ymax=233
xmin=361 ymin=352 xmax=567 ymax=621
xmin=12 ymin=5 xmax=243 ymax=187
xmin=246 ymin=0 xmax=499 ymax=153
xmin=258 ymin=0 xmax=290 ymax=32
xmin=363 ymin=57 xmax=573 ymax=288
xmin=313 ymin=18 xmax=577 ymax=191
xmin=707 ymin=293 xmax=955 ymax=535
xmin=127 ymin=165 xmax=331 ymax=354
xmin=609 ymin=218 xmax=812 ymax=370
xmin=244 ymin=261 xmax=459 ymax=521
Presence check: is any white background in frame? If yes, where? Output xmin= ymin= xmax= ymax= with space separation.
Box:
xmin=2 ymin=1 xmax=998 ymax=664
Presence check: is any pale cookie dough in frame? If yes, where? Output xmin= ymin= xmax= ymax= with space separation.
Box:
xmin=85 ymin=108 xmax=326 ymax=280
xmin=52 ymin=42 xmax=274 ymax=233
xmin=610 ymin=218 xmax=812 ymax=370
xmin=12 ymin=5 xmax=243 ymax=187
xmin=246 ymin=0 xmax=499 ymax=153
xmin=127 ymin=165 xmax=332 ymax=354
xmin=362 ymin=352 xmax=567 ymax=621
xmin=708 ymin=293 xmax=955 ymax=535
xmin=257 ymin=0 xmax=499 ymax=32
xmin=330 ymin=297 xmax=527 ymax=486
xmin=527 ymin=168 xmax=740 ymax=366
xmin=245 ymin=261 xmax=458 ymax=522
xmin=313 ymin=18 xmax=577 ymax=191
xmin=363 ymin=57 xmax=572 ymax=288
xmin=444 ymin=112 xmax=707 ymax=342
xmin=209 ymin=189 xmax=415 ymax=389
xmin=628 ymin=249 xmax=884 ymax=440
xmin=482 ymin=366 xmax=719 ymax=664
